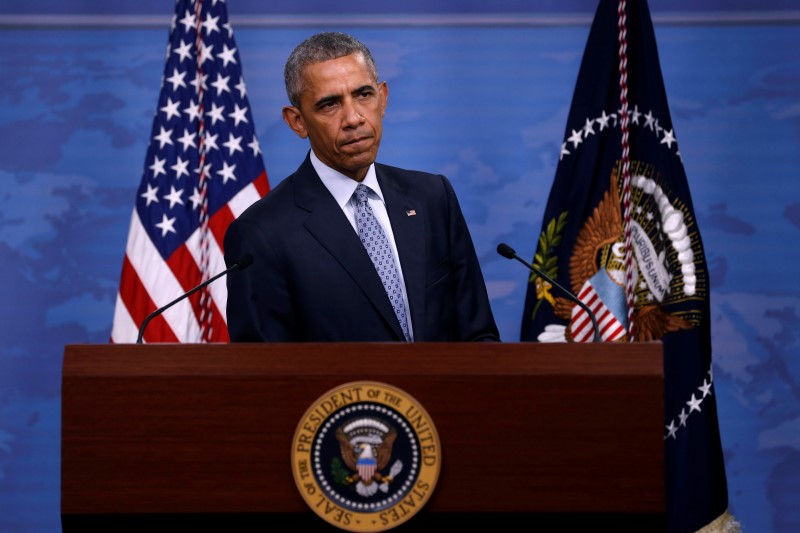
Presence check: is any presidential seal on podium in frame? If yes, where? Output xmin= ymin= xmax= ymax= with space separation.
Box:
xmin=291 ymin=381 xmax=441 ymax=531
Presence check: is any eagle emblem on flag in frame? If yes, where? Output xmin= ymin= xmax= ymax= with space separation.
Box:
xmin=534 ymin=164 xmax=699 ymax=344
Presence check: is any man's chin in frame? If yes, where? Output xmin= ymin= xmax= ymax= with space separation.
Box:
xmin=341 ymin=150 xmax=377 ymax=169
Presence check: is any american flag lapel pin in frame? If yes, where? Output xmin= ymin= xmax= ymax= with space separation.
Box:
xmin=405 ymin=209 xmax=417 ymax=217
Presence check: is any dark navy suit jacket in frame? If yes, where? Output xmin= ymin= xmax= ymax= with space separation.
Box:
xmin=224 ymin=154 xmax=499 ymax=342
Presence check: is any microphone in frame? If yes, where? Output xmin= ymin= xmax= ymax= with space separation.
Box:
xmin=496 ymin=243 xmax=601 ymax=342
xmin=136 ymin=253 xmax=254 ymax=344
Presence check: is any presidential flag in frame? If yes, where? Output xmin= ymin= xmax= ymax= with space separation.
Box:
xmin=520 ymin=1 xmax=738 ymax=531
xmin=111 ymin=0 xmax=269 ymax=343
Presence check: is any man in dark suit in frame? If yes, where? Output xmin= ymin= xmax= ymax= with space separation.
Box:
xmin=224 ymin=31 xmax=499 ymax=342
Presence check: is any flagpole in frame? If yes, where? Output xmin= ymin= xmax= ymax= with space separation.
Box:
xmin=617 ymin=0 xmax=636 ymax=341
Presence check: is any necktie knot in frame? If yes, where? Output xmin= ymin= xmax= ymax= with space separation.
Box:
xmin=354 ymin=183 xmax=370 ymax=206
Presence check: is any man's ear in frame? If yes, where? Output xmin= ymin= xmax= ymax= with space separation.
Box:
xmin=379 ymin=81 xmax=388 ymax=118
xmin=282 ymin=105 xmax=308 ymax=139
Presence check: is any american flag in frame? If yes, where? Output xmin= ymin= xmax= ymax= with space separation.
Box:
xmin=111 ymin=0 xmax=269 ymax=343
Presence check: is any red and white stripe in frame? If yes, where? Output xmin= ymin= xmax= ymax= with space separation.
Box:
xmin=570 ymin=282 xmax=628 ymax=343
xmin=111 ymin=173 xmax=268 ymax=343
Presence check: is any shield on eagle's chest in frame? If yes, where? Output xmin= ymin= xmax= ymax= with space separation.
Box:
xmin=357 ymin=452 xmax=377 ymax=482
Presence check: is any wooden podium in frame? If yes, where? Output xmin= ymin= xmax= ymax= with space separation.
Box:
xmin=61 ymin=342 xmax=665 ymax=531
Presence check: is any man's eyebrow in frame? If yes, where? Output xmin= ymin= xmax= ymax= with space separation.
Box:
xmin=313 ymin=94 xmax=341 ymax=108
xmin=351 ymin=84 xmax=375 ymax=95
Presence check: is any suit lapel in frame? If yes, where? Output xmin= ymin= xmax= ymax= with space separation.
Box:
xmin=377 ymin=168 xmax=426 ymax=339
xmin=294 ymin=157 xmax=406 ymax=340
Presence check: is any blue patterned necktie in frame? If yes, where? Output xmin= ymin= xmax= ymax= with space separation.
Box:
xmin=353 ymin=183 xmax=410 ymax=341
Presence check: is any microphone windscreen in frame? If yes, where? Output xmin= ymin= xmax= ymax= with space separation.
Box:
xmin=496 ymin=243 xmax=516 ymax=259
xmin=236 ymin=253 xmax=254 ymax=269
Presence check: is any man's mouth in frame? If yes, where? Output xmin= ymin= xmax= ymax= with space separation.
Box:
xmin=343 ymin=136 xmax=371 ymax=148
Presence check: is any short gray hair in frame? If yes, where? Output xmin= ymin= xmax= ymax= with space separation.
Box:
xmin=284 ymin=32 xmax=379 ymax=108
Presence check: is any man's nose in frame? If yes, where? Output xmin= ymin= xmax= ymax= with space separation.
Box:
xmin=342 ymin=99 xmax=364 ymax=127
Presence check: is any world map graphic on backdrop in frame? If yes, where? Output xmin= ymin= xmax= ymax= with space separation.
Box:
xmin=0 ymin=19 xmax=799 ymax=533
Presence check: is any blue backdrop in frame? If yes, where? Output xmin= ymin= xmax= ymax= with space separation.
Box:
xmin=1 ymin=1 xmax=799 ymax=531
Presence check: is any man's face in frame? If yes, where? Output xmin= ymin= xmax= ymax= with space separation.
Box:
xmin=283 ymin=53 xmax=388 ymax=182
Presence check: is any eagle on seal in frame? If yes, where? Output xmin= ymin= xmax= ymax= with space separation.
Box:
xmin=336 ymin=422 xmax=399 ymax=496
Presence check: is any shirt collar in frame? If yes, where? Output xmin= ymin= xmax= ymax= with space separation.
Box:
xmin=310 ymin=150 xmax=384 ymax=208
